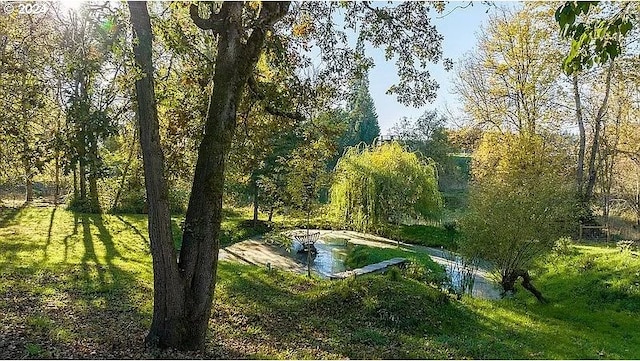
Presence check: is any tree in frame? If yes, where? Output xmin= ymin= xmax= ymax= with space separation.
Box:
xmin=330 ymin=142 xmax=442 ymax=231
xmin=56 ymin=5 xmax=124 ymax=213
xmin=454 ymin=5 xmax=565 ymax=136
xmin=227 ymin=109 xmax=301 ymax=223
xmin=0 ymin=11 xmax=59 ymax=202
xmin=461 ymin=133 xmax=576 ymax=302
xmin=555 ymin=1 xmax=635 ymax=75
xmin=130 ymin=0 xmax=451 ymax=349
xmin=391 ymin=110 xmax=454 ymax=184
xmin=556 ymin=1 xmax=639 ymax=214
xmin=346 ymin=72 xmax=380 ymax=146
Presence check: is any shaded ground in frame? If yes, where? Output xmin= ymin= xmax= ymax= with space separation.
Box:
xmin=1 ymin=206 xmax=640 ymax=359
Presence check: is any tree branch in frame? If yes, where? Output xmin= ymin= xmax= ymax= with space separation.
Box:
xmin=247 ymin=76 xmax=305 ymax=121
xmin=189 ymin=2 xmax=225 ymax=32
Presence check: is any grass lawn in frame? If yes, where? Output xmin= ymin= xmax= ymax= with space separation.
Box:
xmin=1 ymin=205 xmax=639 ymax=359
xmin=384 ymin=223 xmax=461 ymax=250
xmin=343 ymin=244 xmax=450 ymax=287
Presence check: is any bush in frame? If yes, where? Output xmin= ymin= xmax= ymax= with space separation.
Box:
xmin=67 ymin=196 xmax=99 ymax=213
xmin=443 ymin=220 xmax=457 ymax=232
xmin=111 ymin=188 xmax=146 ymax=214
xmin=553 ymin=237 xmax=575 ymax=256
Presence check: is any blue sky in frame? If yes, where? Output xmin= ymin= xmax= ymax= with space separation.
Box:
xmin=366 ymin=2 xmax=512 ymax=133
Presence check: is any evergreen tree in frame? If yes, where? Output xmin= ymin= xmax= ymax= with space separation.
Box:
xmin=347 ymin=73 xmax=380 ymax=146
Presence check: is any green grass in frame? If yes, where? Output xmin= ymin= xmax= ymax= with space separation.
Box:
xmin=169 ymin=207 xmax=274 ymax=249
xmin=343 ymin=244 xmax=449 ymax=287
xmin=380 ymin=224 xmax=460 ymax=250
xmin=1 ymin=205 xmax=640 ymax=359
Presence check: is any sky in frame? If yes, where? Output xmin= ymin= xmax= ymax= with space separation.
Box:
xmin=366 ymin=2 xmax=518 ymax=133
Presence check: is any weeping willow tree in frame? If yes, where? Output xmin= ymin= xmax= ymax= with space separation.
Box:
xmin=330 ymin=142 xmax=442 ymax=231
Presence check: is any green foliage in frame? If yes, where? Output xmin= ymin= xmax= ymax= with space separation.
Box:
xmin=461 ymin=133 xmax=577 ymax=286
xmin=345 ymin=72 xmax=380 ymax=146
xmin=330 ymin=142 xmax=442 ymax=232
xmin=455 ymin=5 xmax=563 ymax=136
xmin=556 ymin=1 xmax=634 ymax=74
xmin=391 ymin=110 xmax=454 ymax=181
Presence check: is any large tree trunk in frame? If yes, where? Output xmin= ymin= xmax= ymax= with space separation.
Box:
xmin=130 ymin=1 xmax=290 ymax=350
xmin=129 ymin=1 xmax=184 ymax=348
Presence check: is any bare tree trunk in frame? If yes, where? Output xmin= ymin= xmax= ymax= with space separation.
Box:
xmin=20 ymin=84 xmax=33 ymax=203
xmin=252 ymin=176 xmax=259 ymax=224
xmin=515 ymin=269 xmax=547 ymax=303
xmin=88 ymin=139 xmax=101 ymax=213
xmin=79 ymin=149 xmax=87 ymax=201
xmin=23 ymin=156 xmax=33 ymax=203
xmin=501 ymin=269 xmax=546 ymax=303
xmin=129 ymin=1 xmax=185 ymax=348
xmin=573 ymin=74 xmax=586 ymax=196
xmin=54 ymin=154 xmax=60 ymax=205
xmin=584 ymin=61 xmax=615 ymax=203
xmin=112 ymin=127 xmax=138 ymax=211
xmin=73 ymin=165 xmax=78 ymax=200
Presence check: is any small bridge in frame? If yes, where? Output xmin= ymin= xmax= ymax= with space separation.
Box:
xmin=330 ymin=257 xmax=407 ymax=280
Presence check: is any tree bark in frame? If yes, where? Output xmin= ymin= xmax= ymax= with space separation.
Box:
xmin=130 ymin=1 xmax=290 ymax=350
xmin=253 ymin=176 xmax=259 ymax=224
xmin=54 ymin=153 xmax=60 ymax=205
xmin=501 ymin=269 xmax=547 ymax=303
xmin=72 ymin=165 xmax=78 ymax=200
xmin=78 ymin=121 xmax=87 ymax=202
xmin=515 ymin=269 xmax=547 ymax=304
xmin=129 ymin=1 xmax=184 ymax=349
xmin=112 ymin=127 xmax=138 ymax=211
xmin=23 ymin=156 xmax=33 ymax=203
xmin=584 ymin=61 xmax=614 ymax=203
xmin=88 ymin=139 xmax=101 ymax=213
xmin=573 ymin=74 xmax=585 ymax=197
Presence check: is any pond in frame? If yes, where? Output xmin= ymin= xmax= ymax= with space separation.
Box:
xmin=288 ymin=232 xmax=501 ymax=299
xmin=290 ymin=235 xmax=349 ymax=278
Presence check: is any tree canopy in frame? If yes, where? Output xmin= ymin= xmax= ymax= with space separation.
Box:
xmin=330 ymin=142 xmax=442 ymax=231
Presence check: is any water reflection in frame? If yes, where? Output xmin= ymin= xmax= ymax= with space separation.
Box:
xmin=291 ymin=236 xmax=349 ymax=278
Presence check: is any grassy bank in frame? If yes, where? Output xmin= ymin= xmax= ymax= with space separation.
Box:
xmin=1 ymin=205 xmax=639 ymax=359
xmin=343 ymin=244 xmax=450 ymax=287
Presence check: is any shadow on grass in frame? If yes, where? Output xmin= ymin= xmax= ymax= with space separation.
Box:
xmin=115 ymin=215 xmax=148 ymax=245
xmin=43 ymin=207 xmax=57 ymax=262
xmin=0 ymin=209 xmax=156 ymax=359
xmin=213 ymin=264 xmax=515 ymax=359
xmin=0 ymin=202 xmax=27 ymax=228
